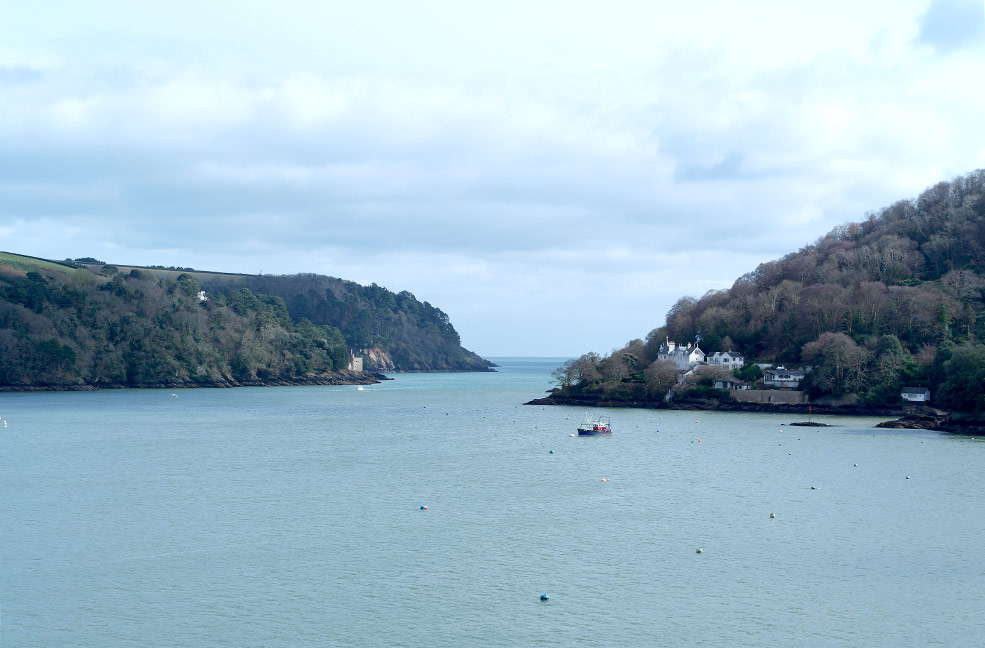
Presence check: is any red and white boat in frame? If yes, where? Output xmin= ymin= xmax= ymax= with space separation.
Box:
xmin=577 ymin=413 xmax=612 ymax=436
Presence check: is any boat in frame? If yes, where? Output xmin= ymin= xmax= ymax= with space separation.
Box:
xmin=577 ymin=413 xmax=612 ymax=436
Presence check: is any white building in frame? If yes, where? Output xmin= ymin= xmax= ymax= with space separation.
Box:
xmin=706 ymin=351 xmax=745 ymax=370
xmin=658 ymin=337 xmax=706 ymax=370
xmin=348 ymin=352 xmax=364 ymax=372
xmin=901 ymin=387 xmax=930 ymax=403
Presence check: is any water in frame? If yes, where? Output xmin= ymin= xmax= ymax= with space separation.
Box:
xmin=2 ymin=358 xmax=984 ymax=647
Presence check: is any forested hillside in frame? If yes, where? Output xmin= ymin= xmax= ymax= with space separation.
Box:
xmin=552 ymin=169 xmax=985 ymax=411
xmin=194 ymin=273 xmax=490 ymax=372
xmin=0 ymin=254 xmax=491 ymax=389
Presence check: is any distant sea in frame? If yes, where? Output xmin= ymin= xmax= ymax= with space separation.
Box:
xmin=2 ymin=358 xmax=983 ymax=647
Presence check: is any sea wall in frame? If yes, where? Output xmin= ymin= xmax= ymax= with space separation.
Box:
xmin=731 ymin=390 xmax=807 ymax=405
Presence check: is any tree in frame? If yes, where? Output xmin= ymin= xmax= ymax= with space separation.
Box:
xmin=644 ymin=359 xmax=678 ymax=396
xmin=551 ymin=353 xmax=602 ymax=388
xmin=866 ymin=335 xmax=921 ymax=404
xmin=936 ymin=342 xmax=985 ymax=411
xmin=801 ymin=332 xmax=870 ymax=396
xmin=176 ymin=273 xmax=201 ymax=298
xmin=551 ymin=359 xmax=578 ymax=388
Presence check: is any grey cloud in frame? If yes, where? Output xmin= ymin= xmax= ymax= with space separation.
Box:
xmin=675 ymin=152 xmax=745 ymax=182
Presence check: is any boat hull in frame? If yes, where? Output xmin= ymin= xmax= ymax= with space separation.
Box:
xmin=577 ymin=429 xmax=612 ymax=436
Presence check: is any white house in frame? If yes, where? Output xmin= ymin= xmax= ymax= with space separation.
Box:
xmin=762 ymin=366 xmax=807 ymax=389
xmin=658 ymin=337 xmax=706 ymax=370
xmin=706 ymin=351 xmax=745 ymax=370
xmin=901 ymin=387 xmax=930 ymax=403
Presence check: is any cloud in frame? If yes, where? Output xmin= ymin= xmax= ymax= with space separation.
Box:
xmin=2 ymin=1 xmax=984 ymax=355
xmin=916 ymin=0 xmax=985 ymax=53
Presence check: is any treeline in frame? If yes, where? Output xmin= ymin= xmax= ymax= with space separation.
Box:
xmin=199 ymin=273 xmax=491 ymax=371
xmin=0 ymin=267 xmax=352 ymax=387
xmin=555 ymin=169 xmax=985 ymax=411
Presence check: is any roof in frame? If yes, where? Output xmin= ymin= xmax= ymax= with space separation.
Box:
xmin=901 ymin=387 xmax=930 ymax=395
xmin=764 ymin=368 xmax=806 ymax=378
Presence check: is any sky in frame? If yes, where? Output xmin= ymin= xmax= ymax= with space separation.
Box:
xmin=2 ymin=1 xmax=984 ymax=357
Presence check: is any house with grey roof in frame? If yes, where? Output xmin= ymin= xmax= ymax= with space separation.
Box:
xmin=706 ymin=351 xmax=745 ymax=370
xmin=762 ymin=366 xmax=807 ymax=389
xmin=657 ymin=337 xmax=706 ymax=370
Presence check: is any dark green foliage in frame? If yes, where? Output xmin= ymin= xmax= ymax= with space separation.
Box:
xmin=864 ymin=335 xmax=921 ymax=405
xmin=936 ymin=342 xmax=985 ymax=411
xmin=1 ymin=254 xmax=489 ymax=387
xmin=734 ymin=364 xmax=762 ymax=382
xmin=204 ymin=275 xmax=487 ymax=371
xmin=0 ymin=267 xmax=351 ymax=387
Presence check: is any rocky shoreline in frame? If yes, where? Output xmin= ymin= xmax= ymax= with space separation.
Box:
xmin=875 ymin=411 xmax=985 ymax=435
xmin=526 ymin=392 xmax=985 ymax=434
xmin=0 ymin=370 xmax=391 ymax=392
xmin=525 ymin=392 xmax=906 ymax=417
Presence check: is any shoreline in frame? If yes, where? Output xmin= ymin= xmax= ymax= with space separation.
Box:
xmin=524 ymin=393 xmax=985 ymax=433
xmin=524 ymin=393 xmax=910 ymax=417
xmin=0 ymin=370 xmax=391 ymax=392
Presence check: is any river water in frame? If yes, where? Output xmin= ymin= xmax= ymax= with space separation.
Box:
xmin=2 ymin=358 xmax=983 ymax=647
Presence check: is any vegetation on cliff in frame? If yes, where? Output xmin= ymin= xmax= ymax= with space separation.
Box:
xmin=0 ymin=253 xmax=491 ymax=389
xmin=547 ymin=169 xmax=985 ymax=412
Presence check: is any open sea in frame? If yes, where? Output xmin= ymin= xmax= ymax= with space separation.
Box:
xmin=2 ymin=358 xmax=984 ymax=647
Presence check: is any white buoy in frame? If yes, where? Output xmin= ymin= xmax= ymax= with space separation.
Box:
xmin=696 ymin=548 xmax=704 ymax=554
xmin=770 ymin=513 xmax=776 ymax=519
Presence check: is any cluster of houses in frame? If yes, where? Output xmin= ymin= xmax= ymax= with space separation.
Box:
xmin=657 ymin=337 xmax=752 ymax=390
xmin=656 ymin=336 xmax=930 ymax=402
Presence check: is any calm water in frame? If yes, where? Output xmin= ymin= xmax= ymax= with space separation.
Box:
xmin=2 ymin=358 xmax=984 ymax=647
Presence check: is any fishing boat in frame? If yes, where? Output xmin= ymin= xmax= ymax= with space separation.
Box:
xmin=577 ymin=413 xmax=612 ymax=436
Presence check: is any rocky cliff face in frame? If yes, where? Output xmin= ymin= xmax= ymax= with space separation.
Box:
xmin=362 ymin=347 xmax=397 ymax=373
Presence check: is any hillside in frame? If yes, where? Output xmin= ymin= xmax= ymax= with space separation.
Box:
xmin=543 ymin=169 xmax=985 ymax=412
xmin=0 ymin=253 xmax=492 ymax=390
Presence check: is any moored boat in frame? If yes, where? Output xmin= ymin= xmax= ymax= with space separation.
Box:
xmin=577 ymin=413 xmax=612 ymax=435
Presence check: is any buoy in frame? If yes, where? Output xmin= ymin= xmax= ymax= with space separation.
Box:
xmin=906 ymin=476 xmax=910 ymax=479
xmin=696 ymin=548 xmax=704 ymax=554
xmin=540 ymin=594 xmax=549 ymax=601
xmin=549 ymin=450 xmax=554 ymax=454
xmin=697 ymin=439 xmax=701 ymax=443
xmin=420 ymin=505 xmax=428 ymax=510
xmin=570 ymin=433 xmax=576 ymax=437
xmin=854 ymin=463 xmax=858 ymax=467
xmin=811 ymin=486 xmax=818 ymax=490
xmin=770 ymin=513 xmax=776 ymax=519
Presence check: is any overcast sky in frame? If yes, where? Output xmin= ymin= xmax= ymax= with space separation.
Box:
xmin=2 ymin=1 xmax=984 ymax=357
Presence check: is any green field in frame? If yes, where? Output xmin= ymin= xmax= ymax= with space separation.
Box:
xmin=0 ymin=252 xmax=82 ymax=275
